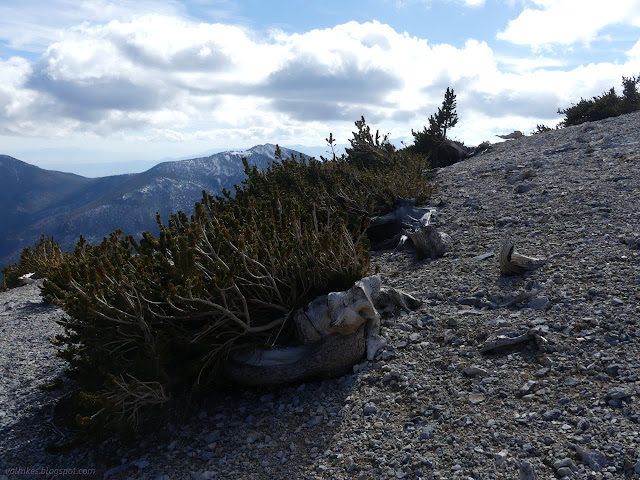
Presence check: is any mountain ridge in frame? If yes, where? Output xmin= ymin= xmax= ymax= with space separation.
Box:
xmin=0 ymin=144 xmax=306 ymax=270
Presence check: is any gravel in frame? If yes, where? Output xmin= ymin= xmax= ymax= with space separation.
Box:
xmin=1 ymin=111 xmax=640 ymax=479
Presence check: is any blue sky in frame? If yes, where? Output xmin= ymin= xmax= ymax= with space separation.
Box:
xmin=1 ymin=0 xmax=639 ymax=176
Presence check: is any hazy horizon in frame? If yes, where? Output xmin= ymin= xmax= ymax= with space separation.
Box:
xmin=3 ymin=142 xmax=352 ymax=177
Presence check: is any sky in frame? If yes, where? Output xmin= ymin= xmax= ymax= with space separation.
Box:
xmin=1 ymin=0 xmax=639 ymax=176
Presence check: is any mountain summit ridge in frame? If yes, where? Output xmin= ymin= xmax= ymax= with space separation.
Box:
xmin=0 ymin=144 xmax=306 ymax=270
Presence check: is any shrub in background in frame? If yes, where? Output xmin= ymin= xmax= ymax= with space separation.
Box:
xmin=558 ymin=75 xmax=640 ymax=126
xmin=1 ymin=235 xmax=63 ymax=291
xmin=621 ymin=75 xmax=640 ymax=114
xmin=531 ymin=124 xmax=553 ymax=135
xmin=344 ymin=116 xmax=397 ymax=170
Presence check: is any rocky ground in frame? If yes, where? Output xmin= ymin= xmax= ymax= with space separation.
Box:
xmin=1 ymin=111 xmax=640 ymax=480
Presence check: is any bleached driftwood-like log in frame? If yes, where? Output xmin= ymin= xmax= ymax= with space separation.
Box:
xmin=496 ymin=131 xmax=524 ymax=140
xmin=405 ymin=225 xmax=452 ymax=259
xmin=225 ymin=276 xmax=421 ymax=386
xmin=481 ymin=328 xmax=547 ymax=354
xmin=224 ymin=327 xmax=368 ymax=387
xmin=498 ymin=289 xmax=542 ymax=308
xmin=295 ymin=276 xmax=382 ymax=344
xmin=375 ymin=285 xmax=423 ymax=314
xmin=17 ymin=273 xmax=37 ymax=286
xmin=367 ymin=200 xmax=436 ymax=250
xmin=499 ymin=241 xmax=546 ymax=275
xmin=368 ymin=199 xmax=451 ymax=259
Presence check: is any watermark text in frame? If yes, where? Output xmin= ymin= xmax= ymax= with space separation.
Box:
xmin=4 ymin=467 xmax=96 ymax=476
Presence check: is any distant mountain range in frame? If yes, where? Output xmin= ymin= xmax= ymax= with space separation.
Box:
xmin=0 ymin=144 xmax=306 ymax=269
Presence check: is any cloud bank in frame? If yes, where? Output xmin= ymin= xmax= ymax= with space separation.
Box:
xmin=498 ymin=0 xmax=640 ymax=49
xmin=1 ymin=2 xmax=639 ymax=152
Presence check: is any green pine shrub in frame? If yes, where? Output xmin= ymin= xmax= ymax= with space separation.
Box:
xmin=344 ymin=116 xmax=397 ymax=169
xmin=558 ymin=75 xmax=640 ymax=126
xmin=531 ymin=124 xmax=552 ymax=135
xmin=621 ymin=75 xmax=640 ymax=114
xmin=1 ymin=235 xmax=63 ymax=291
xmin=42 ymin=135 xmax=433 ymax=433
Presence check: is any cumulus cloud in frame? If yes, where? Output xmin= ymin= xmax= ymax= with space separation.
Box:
xmin=0 ymin=57 xmax=34 ymax=119
xmin=628 ymin=39 xmax=640 ymax=62
xmin=7 ymin=16 xmax=270 ymax=135
xmin=391 ymin=0 xmax=486 ymax=7
xmin=257 ymin=55 xmax=402 ymax=121
xmin=28 ymin=73 xmax=162 ymax=114
xmin=5 ymin=19 xmax=417 ymax=133
xmin=497 ymin=0 xmax=640 ymax=48
xmin=261 ymin=57 xmax=401 ymax=103
xmin=0 ymin=0 xmax=185 ymax=52
xmin=1 ymin=11 xmax=639 ymax=150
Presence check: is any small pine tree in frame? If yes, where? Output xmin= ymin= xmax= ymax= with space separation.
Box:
xmin=345 ymin=117 xmax=395 ymax=169
xmin=325 ymin=133 xmax=338 ymax=161
xmin=410 ymin=87 xmax=463 ymax=168
xmin=434 ymin=87 xmax=458 ymax=139
xmin=412 ymin=88 xmax=458 ymax=143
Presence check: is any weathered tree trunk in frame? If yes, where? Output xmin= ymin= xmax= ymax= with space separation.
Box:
xmin=224 ymin=276 xmax=421 ymax=386
xmin=499 ymin=241 xmax=546 ymax=275
xmin=405 ymin=225 xmax=452 ymax=259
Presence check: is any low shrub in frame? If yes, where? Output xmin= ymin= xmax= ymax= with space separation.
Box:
xmin=42 ymin=129 xmax=433 ymax=433
xmin=531 ymin=124 xmax=552 ymax=135
xmin=558 ymin=75 xmax=640 ymax=127
xmin=1 ymin=235 xmax=63 ymax=291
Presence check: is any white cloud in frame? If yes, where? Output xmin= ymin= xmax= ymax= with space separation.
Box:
xmin=498 ymin=0 xmax=640 ymax=48
xmin=0 ymin=58 xmax=34 ymax=117
xmin=628 ymin=39 xmax=640 ymax=62
xmin=0 ymin=0 xmax=185 ymax=52
xmin=496 ymin=55 xmax=565 ymax=73
xmin=387 ymin=0 xmax=485 ymax=7
xmin=1 ymin=12 xmax=638 ymax=151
